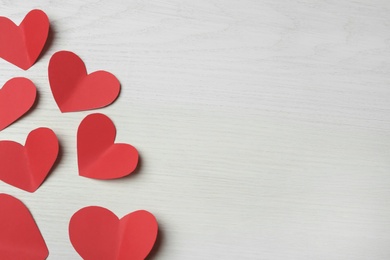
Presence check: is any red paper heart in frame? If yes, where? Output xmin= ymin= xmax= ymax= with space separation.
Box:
xmin=0 ymin=127 xmax=59 ymax=192
xmin=0 ymin=193 xmax=49 ymax=259
xmin=0 ymin=77 xmax=37 ymax=131
xmin=77 ymin=113 xmax=138 ymax=179
xmin=69 ymin=207 xmax=158 ymax=260
xmin=48 ymin=51 xmax=120 ymax=112
xmin=0 ymin=9 xmax=49 ymax=70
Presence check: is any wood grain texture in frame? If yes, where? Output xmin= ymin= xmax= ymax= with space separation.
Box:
xmin=1 ymin=0 xmax=390 ymax=259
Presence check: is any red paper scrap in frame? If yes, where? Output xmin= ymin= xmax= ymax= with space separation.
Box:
xmin=0 ymin=77 xmax=37 ymax=131
xmin=0 ymin=193 xmax=48 ymax=259
xmin=77 ymin=113 xmax=138 ymax=179
xmin=69 ymin=207 xmax=158 ymax=260
xmin=0 ymin=9 xmax=49 ymax=70
xmin=0 ymin=127 xmax=59 ymax=192
xmin=48 ymin=51 xmax=120 ymax=112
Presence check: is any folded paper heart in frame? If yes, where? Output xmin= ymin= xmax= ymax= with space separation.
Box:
xmin=0 ymin=127 xmax=59 ymax=192
xmin=0 ymin=193 xmax=48 ymax=259
xmin=0 ymin=9 xmax=49 ymax=70
xmin=0 ymin=77 xmax=37 ymax=131
xmin=77 ymin=113 xmax=138 ymax=179
xmin=48 ymin=50 xmax=120 ymax=112
xmin=69 ymin=207 xmax=158 ymax=260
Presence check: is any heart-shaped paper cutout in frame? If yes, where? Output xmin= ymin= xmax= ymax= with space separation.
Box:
xmin=69 ymin=207 xmax=158 ymax=260
xmin=0 ymin=127 xmax=59 ymax=192
xmin=0 ymin=193 xmax=49 ymax=259
xmin=0 ymin=77 xmax=37 ymax=131
xmin=0 ymin=9 xmax=49 ymax=70
xmin=48 ymin=51 xmax=120 ymax=112
xmin=77 ymin=113 xmax=138 ymax=179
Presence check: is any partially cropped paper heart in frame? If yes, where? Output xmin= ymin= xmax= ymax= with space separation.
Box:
xmin=0 ymin=193 xmax=48 ymax=259
xmin=69 ymin=207 xmax=158 ymax=260
xmin=0 ymin=127 xmax=59 ymax=192
xmin=0 ymin=9 xmax=49 ymax=70
xmin=0 ymin=77 xmax=37 ymax=131
xmin=77 ymin=113 xmax=138 ymax=179
xmin=48 ymin=51 xmax=120 ymax=112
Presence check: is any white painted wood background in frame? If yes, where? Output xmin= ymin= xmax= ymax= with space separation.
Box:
xmin=1 ymin=0 xmax=390 ymax=259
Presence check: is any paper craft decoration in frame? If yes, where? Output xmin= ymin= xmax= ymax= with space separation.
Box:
xmin=0 ymin=77 xmax=37 ymax=131
xmin=48 ymin=51 xmax=120 ymax=112
xmin=77 ymin=113 xmax=138 ymax=179
xmin=0 ymin=127 xmax=59 ymax=192
xmin=69 ymin=207 xmax=158 ymax=260
xmin=0 ymin=193 xmax=49 ymax=259
xmin=0 ymin=9 xmax=49 ymax=70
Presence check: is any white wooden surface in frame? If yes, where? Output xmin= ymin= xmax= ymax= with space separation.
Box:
xmin=1 ymin=0 xmax=390 ymax=259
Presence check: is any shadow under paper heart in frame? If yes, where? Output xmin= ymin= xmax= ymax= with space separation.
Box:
xmin=146 ymin=226 xmax=164 ymax=260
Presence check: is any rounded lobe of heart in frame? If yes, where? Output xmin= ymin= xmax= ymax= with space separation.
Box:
xmin=0 ymin=9 xmax=49 ymax=70
xmin=0 ymin=193 xmax=49 ymax=259
xmin=77 ymin=113 xmax=117 ymax=173
xmin=20 ymin=10 xmax=50 ymax=69
xmin=67 ymin=70 xmax=120 ymax=112
xmin=118 ymin=210 xmax=159 ymax=260
xmin=0 ymin=18 xmax=28 ymax=69
xmin=69 ymin=206 xmax=119 ymax=260
xmin=48 ymin=51 xmax=120 ymax=112
xmin=82 ymin=143 xmax=139 ymax=179
xmin=69 ymin=207 xmax=158 ymax=260
xmin=0 ymin=77 xmax=37 ymax=131
xmin=0 ymin=127 xmax=59 ymax=192
xmin=25 ymin=127 xmax=59 ymax=191
xmin=77 ymin=113 xmax=139 ymax=179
